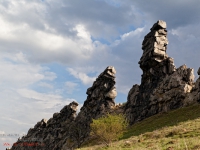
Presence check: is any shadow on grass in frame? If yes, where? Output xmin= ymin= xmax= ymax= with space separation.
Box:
xmin=121 ymin=103 xmax=200 ymax=140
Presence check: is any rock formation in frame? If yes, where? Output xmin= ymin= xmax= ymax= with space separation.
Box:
xmin=10 ymin=101 xmax=78 ymax=150
xmin=9 ymin=20 xmax=200 ymax=150
xmin=10 ymin=66 xmax=117 ymax=150
xmin=66 ymin=66 xmax=117 ymax=149
xmin=124 ymin=20 xmax=196 ymax=124
xmin=192 ymin=68 xmax=200 ymax=102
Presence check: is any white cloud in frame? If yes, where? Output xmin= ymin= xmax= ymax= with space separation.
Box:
xmin=0 ymin=52 xmax=56 ymax=88
xmin=1 ymin=117 xmax=33 ymax=126
xmin=65 ymin=81 xmax=78 ymax=94
xmin=17 ymin=89 xmax=62 ymax=103
xmin=121 ymin=27 xmax=144 ymax=40
xmin=0 ymin=16 xmax=93 ymax=63
xmin=0 ymin=131 xmax=5 ymax=134
xmin=0 ymin=51 xmax=76 ymax=147
xmin=0 ymin=4 xmax=95 ymax=64
xmin=67 ymin=68 xmax=96 ymax=86
xmin=0 ymin=0 xmax=146 ymax=65
xmin=74 ymin=24 xmax=91 ymax=42
xmin=38 ymin=82 xmax=54 ymax=89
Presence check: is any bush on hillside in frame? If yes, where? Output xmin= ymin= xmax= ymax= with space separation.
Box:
xmin=90 ymin=113 xmax=128 ymax=146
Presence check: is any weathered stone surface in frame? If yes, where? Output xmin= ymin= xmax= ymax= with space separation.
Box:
xmin=10 ymin=101 xmax=78 ymax=150
xmin=10 ymin=66 xmax=117 ymax=150
xmin=191 ymin=72 xmax=200 ymax=102
xmin=198 ymin=67 xmax=200 ymax=75
xmin=9 ymin=20 xmax=200 ymax=150
xmin=125 ymin=20 xmax=197 ymax=124
xmin=151 ymin=20 xmax=167 ymax=31
xmin=105 ymin=87 xmax=117 ymax=99
xmin=66 ymin=66 xmax=117 ymax=149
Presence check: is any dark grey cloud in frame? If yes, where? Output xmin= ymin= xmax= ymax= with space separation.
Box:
xmin=42 ymin=0 xmax=144 ymax=40
xmin=131 ymin=0 xmax=200 ymax=29
xmin=125 ymin=0 xmax=200 ymax=80
xmin=167 ymin=24 xmax=200 ymax=80
xmin=0 ymin=0 xmax=145 ymax=65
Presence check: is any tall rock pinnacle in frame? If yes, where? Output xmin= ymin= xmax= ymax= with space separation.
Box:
xmin=125 ymin=20 xmax=195 ymax=124
xmin=139 ymin=20 xmax=168 ymax=65
xmin=139 ymin=20 xmax=176 ymax=86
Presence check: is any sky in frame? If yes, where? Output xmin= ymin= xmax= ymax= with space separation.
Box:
xmin=1 ymin=0 xmax=200 ymax=148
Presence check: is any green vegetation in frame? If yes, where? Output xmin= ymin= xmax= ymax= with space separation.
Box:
xmin=77 ymin=104 xmax=200 ymax=150
xmin=122 ymin=104 xmax=200 ymax=139
xmin=90 ymin=114 xmax=128 ymax=146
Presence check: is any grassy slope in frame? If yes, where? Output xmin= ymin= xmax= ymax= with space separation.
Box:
xmin=77 ymin=103 xmax=200 ymax=150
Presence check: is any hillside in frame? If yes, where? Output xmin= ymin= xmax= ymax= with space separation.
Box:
xmin=78 ymin=103 xmax=200 ymax=150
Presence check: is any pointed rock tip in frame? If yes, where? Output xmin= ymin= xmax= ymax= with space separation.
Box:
xmin=70 ymin=101 xmax=79 ymax=106
xmin=106 ymin=66 xmax=116 ymax=74
xmin=151 ymin=20 xmax=167 ymax=31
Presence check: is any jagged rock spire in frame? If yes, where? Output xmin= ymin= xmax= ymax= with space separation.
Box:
xmin=140 ymin=20 xmax=168 ymax=65
xmin=10 ymin=66 xmax=117 ymax=150
xmin=139 ymin=20 xmax=176 ymax=85
xmin=69 ymin=66 xmax=117 ymax=148
xmin=86 ymin=66 xmax=117 ymax=101
xmin=125 ymin=20 xmax=196 ymax=125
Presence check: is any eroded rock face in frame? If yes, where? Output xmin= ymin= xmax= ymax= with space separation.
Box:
xmin=10 ymin=101 xmax=78 ymax=150
xmin=125 ymin=20 xmax=197 ymax=124
xmin=66 ymin=66 xmax=117 ymax=149
xmin=10 ymin=20 xmax=200 ymax=149
xmin=139 ymin=20 xmax=176 ymax=84
xmin=191 ymin=68 xmax=200 ymax=102
xmin=10 ymin=66 xmax=117 ymax=150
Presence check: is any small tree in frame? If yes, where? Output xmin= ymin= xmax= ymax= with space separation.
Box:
xmin=90 ymin=113 xmax=128 ymax=146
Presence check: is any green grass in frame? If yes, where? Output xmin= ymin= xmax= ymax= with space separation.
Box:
xmin=122 ymin=104 xmax=200 ymax=139
xmin=77 ymin=103 xmax=200 ymax=150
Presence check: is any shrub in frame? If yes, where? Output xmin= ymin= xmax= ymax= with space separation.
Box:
xmin=90 ymin=113 xmax=128 ymax=146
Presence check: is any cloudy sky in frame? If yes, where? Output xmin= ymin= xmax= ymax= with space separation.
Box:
xmin=1 ymin=0 xmax=200 ymax=148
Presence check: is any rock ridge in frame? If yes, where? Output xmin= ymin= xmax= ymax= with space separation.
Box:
xmin=10 ymin=66 xmax=117 ymax=150
xmin=9 ymin=20 xmax=200 ymax=150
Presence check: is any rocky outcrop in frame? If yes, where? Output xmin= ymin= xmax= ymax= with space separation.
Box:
xmin=139 ymin=20 xmax=176 ymax=84
xmin=125 ymin=20 xmax=196 ymax=124
xmin=191 ymin=68 xmax=200 ymax=102
xmin=10 ymin=20 xmax=200 ymax=150
xmin=10 ymin=66 xmax=117 ymax=150
xmin=65 ymin=66 xmax=117 ymax=149
xmin=10 ymin=101 xmax=78 ymax=150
